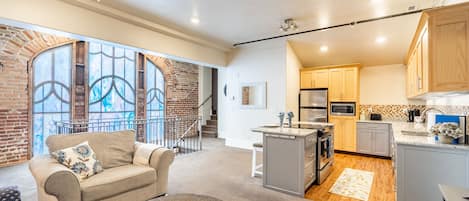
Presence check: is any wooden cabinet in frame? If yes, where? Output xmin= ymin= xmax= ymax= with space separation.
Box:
xmin=330 ymin=116 xmax=356 ymax=152
xmin=311 ymin=69 xmax=329 ymax=88
xmin=300 ymin=71 xmax=313 ymax=89
xmin=342 ymin=68 xmax=359 ymax=101
xmin=406 ymin=3 xmax=469 ymax=98
xmin=328 ymin=67 xmax=359 ymax=101
xmin=300 ymin=69 xmax=329 ymax=89
xmin=357 ymin=122 xmax=390 ymax=157
xmin=328 ymin=69 xmax=343 ymax=101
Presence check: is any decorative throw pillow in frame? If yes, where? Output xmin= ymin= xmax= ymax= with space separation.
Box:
xmin=51 ymin=141 xmax=103 ymax=181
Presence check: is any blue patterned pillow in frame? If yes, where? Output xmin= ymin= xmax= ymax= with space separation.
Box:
xmin=51 ymin=141 xmax=103 ymax=181
xmin=0 ymin=186 xmax=20 ymax=201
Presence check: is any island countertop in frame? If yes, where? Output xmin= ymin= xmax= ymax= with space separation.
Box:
xmin=251 ymin=127 xmax=317 ymax=137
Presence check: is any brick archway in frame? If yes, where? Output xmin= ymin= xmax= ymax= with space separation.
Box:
xmin=0 ymin=25 xmax=72 ymax=166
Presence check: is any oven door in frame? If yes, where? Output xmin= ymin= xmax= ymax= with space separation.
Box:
xmin=330 ymin=102 xmax=356 ymax=116
xmin=319 ymin=135 xmax=332 ymax=170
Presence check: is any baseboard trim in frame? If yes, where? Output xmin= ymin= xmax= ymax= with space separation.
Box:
xmin=225 ymin=138 xmax=254 ymax=150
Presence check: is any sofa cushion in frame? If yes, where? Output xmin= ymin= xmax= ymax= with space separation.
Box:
xmin=47 ymin=130 xmax=136 ymax=169
xmin=51 ymin=141 xmax=103 ymax=181
xmin=80 ymin=164 xmax=156 ymax=201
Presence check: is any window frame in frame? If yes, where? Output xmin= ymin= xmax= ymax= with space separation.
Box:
xmin=87 ymin=42 xmax=137 ymax=122
xmin=30 ymin=43 xmax=74 ymax=156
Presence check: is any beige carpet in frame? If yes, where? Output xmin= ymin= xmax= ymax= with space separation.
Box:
xmin=0 ymin=138 xmax=309 ymax=201
xmin=329 ymin=168 xmax=374 ymax=201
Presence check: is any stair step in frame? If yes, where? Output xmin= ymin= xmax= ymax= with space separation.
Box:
xmin=211 ymin=115 xmax=217 ymax=120
xmin=202 ymin=130 xmax=218 ymax=138
xmin=202 ymin=125 xmax=217 ymax=131
xmin=207 ymin=120 xmax=217 ymax=125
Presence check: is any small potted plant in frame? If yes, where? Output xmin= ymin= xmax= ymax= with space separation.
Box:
xmin=430 ymin=123 xmax=464 ymax=144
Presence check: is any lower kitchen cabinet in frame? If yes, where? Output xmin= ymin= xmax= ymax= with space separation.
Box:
xmin=330 ymin=116 xmax=356 ymax=152
xmin=356 ymin=122 xmax=390 ymax=157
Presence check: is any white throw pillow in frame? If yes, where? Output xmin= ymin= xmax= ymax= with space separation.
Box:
xmin=51 ymin=141 xmax=103 ymax=181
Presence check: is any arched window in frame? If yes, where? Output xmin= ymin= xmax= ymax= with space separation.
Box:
xmin=32 ymin=44 xmax=72 ymax=155
xmin=88 ymin=43 xmax=136 ymax=126
xmin=146 ymin=59 xmax=165 ymax=143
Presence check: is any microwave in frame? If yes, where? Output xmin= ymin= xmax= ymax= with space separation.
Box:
xmin=330 ymin=102 xmax=356 ymax=116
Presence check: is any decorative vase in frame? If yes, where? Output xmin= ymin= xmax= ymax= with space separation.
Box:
xmin=438 ymin=135 xmax=453 ymax=144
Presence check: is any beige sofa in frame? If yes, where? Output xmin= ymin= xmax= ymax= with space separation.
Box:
xmin=29 ymin=130 xmax=175 ymax=201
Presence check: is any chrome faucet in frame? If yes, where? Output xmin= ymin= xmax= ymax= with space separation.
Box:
xmin=287 ymin=112 xmax=294 ymax=128
xmin=420 ymin=107 xmax=445 ymax=123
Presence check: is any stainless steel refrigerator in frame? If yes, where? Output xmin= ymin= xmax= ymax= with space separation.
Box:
xmin=299 ymin=89 xmax=328 ymax=123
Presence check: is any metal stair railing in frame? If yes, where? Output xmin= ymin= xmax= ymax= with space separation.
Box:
xmin=54 ymin=115 xmax=202 ymax=155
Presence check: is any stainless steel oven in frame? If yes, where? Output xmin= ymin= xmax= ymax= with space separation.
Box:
xmin=330 ymin=102 xmax=356 ymax=116
xmin=316 ymin=126 xmax=334 ymax=184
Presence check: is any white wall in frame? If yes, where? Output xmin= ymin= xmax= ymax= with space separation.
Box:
xmin=285 ymin=42 xmax=302 ymax=121
xmin=426 ymin=94 xmax=469 ymax=106
xmin=218 ymin=39 xmax=287 ymax=149
xmin=198 ymin=67 xmax=212 ymax=124
xmin=360 ymin=64 xmax=424 ymax=105
xmin=0 ymin=0 xmax=227 ymax=67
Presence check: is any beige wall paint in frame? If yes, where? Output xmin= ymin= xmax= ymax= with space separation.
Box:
xmin=0 ymin=0 xmax=227 ymax=67
xmin=360 ymin=64 xmax=424 ymax=105
xmin=285 ymin=42 xmax=302 ymax=121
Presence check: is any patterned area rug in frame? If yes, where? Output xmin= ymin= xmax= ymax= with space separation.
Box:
xmin=329 ymin=168 xmax=374 ymax=201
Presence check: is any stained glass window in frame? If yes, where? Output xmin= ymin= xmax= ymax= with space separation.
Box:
xmin=88 ymin=43 xmax=136 ymax=126
xmin=146 ymin=60 xmax=165 ymax=143
xmin=32 ymin=44 xmax=72 ymax=155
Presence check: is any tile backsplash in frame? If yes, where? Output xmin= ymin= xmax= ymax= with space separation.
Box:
xmin=359 ymin=104 xmax=426 ymax=121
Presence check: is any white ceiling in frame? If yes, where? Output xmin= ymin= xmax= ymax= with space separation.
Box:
xmin=91 ymin=0 xmax=468 ymax=66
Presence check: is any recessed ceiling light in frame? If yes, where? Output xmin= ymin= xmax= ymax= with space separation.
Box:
xmin=371 ymin=0 xmax=383 ymax=4
xmin=376 ymin=36 xmax=387 ymax=44
xmin=190 ymin=17 xmax=200 ymax=25
xmin=320 ymin=45 xmax=329 ymax=52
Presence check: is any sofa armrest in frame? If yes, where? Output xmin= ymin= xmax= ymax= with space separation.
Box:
xmin=29 ymin=155 xmax=81 ymax=201
xmin=134 ymin=142 xmax=175 ymax=195
xmin=133 ymin=142 xmax=162 ymax=166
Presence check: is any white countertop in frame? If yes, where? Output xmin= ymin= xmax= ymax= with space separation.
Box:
xmin=360 ymin=120 xmax=469 ymax=151
xmin=439 ymin=184 xmax=469 ymax=201
xmin=251 ymin=127 xmax=317 ymax=137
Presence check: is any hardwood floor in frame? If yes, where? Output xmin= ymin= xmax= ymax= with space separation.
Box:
xmin=305 ymin=153 xmax=395 ymax=201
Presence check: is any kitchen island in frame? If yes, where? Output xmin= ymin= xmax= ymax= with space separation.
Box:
xmin=251 ymin=127 xmax=317 ymax=197
xmin=252 ymin=123 xmax=333 ymax=197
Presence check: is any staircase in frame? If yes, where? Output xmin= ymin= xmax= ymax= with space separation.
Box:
xmin=202 ymin=114 xmax=217 ymax=138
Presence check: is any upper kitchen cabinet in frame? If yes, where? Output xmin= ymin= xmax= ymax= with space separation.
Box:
xmin=329 ymin=66 xmax=360 ymax=102
xmin=300 ymin=69 xmax=329 ymax=89
xmin=300 ymin=71 xmax=313 ymax=89
xmin=301 ymin=64 xmax=360 ymax=101
xmin=406 ymin=3 xmax=469 ymax=98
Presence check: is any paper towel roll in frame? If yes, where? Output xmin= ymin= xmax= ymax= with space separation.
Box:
xmin=426 ymin=112 xmax=440 ymax=131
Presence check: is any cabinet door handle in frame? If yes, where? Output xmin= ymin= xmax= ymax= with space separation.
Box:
xmin=417 ymin=77 xmax=422 ymax=89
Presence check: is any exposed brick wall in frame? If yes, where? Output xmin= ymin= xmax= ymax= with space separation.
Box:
xmin=0 ymin=25 xmax=200 ymax=166
xmin=0 ymin=25 xmax=72 ymax=167
xmin=146 ymin=55 xmax=199 ymax=118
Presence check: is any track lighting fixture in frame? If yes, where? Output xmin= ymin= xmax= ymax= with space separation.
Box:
xmin=280 ymin=18 xmax=298 ymax=32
